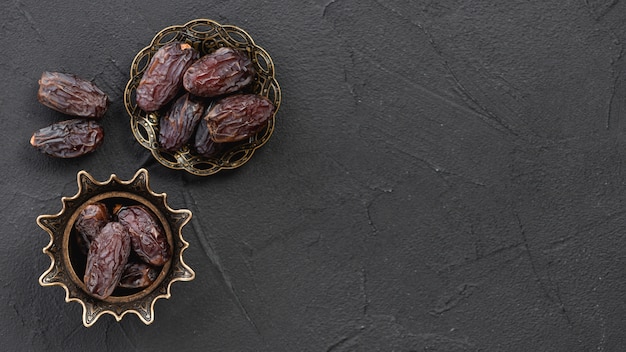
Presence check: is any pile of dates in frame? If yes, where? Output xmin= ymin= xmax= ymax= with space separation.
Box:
xmin=135 ymin=42 xmax=276 ymax=157
xmin=30 ymin=72 xmax=109 ymax=158
xmin=74 ymin=202 xmax=170 ymax=299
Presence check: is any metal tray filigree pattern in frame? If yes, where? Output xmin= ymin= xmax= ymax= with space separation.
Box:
xmin=124 ymin=19 xmax=281 ymax=176
xmin=37 ymin=169 xmax=194 ymax=327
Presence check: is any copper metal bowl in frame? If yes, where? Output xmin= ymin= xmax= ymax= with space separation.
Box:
xmin=123 ymin=19 xmax=282 ymax=176
xmin=37 ymin=169 xmax=194 ymax=327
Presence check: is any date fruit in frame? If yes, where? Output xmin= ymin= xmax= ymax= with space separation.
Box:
xmin=116 ymin=205 xmax=171 ymax=266
xmin=194 ymin=118 xmax=223 ymax=157
xmin=136 ymin=42 xmax=199 ymax=112
xmin=183 ymin=47 xmax=255 ymax=97
xmin=159 ymin=93 xmax=205 ymax=151
xmin=205 ymin=94 xmax=276 ymax=143
xmin=75 ymin=202 xmax=110 ymax=253
xmin=84 ymin=222 xmax=131 ymax=299
xmin=38 ymin=71 xmax=109 ymax=119
xmin=30 ymin=119 xmax=104 ymax=158
xmin=118 ymin=261 xmax=159 ymax=289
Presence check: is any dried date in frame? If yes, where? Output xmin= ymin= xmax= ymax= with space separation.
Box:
xmin=183 ymin=47 xmax=255 ymax=97
xmin=38 ymin=71 xmax=109 ymax=119
xmin=118 ymin=261 xmax=159 ymax=289
xmin=194 ymin=118 xmax=223 ymax=157
xmin=30 ymin=119 xmax=104 ymax=158
xmin=116 ymin=205 xmax=171 ymax=266
xmin=84 ymin=222 xmax=131 ymax=299
xmin=205 ymin=94 xmax=276 ymax=143
xmin=136 ymin=42 xmax=199 ymax=112
xmin=75 ymin=202 xmax=110 ymax=253
xmin=159 ymin=93 xmax=205 ymax=151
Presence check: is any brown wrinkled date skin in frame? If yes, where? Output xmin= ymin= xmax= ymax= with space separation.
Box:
xmin=194 ymin=118 xmax=223 ymax=157
xmin=84 ymin=222 xmax=131 ymax=300
xmin=183 ymin=47 xmax=255 ymax=97
xmin=37 ymin=71 xmax=109 ymax=119
xmin=205 ymin=94 xmax=276 ymax=143
xmin=30 ymin=119 xmax=104 ymax=158
xmin=135 ymin=42 xmax=199 ymax=112
xmin=159 ymin=93 xmax=205 ymax=151
xmin=118 ymin=261 xmax=159 ymax=289
xmin=75 ymin=202 xmax=110 ymax=253
xmin=116 ymin=205 xmax=171 ymax=266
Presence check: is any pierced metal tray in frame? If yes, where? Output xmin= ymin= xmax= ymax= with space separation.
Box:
xmin=124 ymin=19 xmax=281 ymax=176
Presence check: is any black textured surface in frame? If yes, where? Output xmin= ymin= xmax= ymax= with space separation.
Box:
xmin=3 ymin=1 xmax=626 ymax=351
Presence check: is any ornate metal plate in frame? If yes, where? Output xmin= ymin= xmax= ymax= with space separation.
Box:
xmin=124 ymin=19 xmax=282 ymax=176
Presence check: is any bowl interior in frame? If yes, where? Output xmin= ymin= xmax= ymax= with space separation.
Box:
xmin=64 ymin=192 xmax=173 ymax=303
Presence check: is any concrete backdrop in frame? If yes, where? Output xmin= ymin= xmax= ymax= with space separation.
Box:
xmin=2 ymin=0 xmax=626 ymax=351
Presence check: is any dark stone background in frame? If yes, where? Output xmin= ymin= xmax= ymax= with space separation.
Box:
xmin=2 ymin=1 xmax=626 ymax=351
